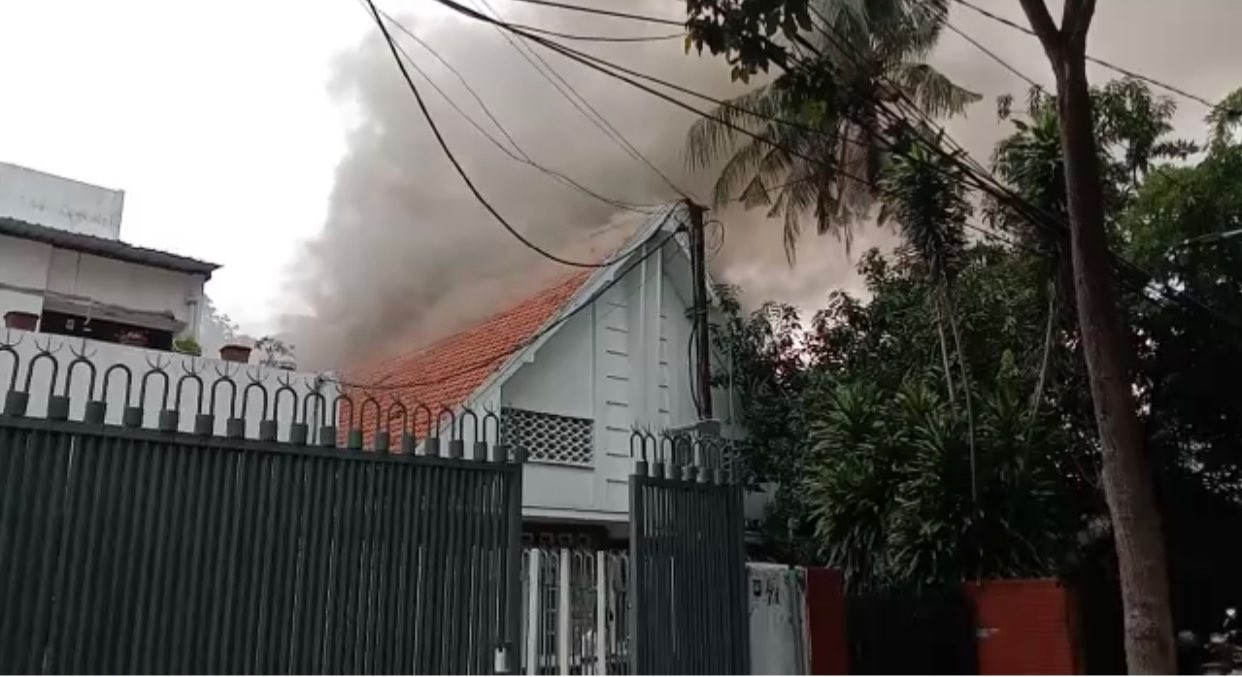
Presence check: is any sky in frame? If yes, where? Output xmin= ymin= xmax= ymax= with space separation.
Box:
xmin=1 ymin=0 xmax=1238 ymax=367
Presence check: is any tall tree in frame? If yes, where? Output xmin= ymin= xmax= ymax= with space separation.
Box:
xmin=1012 ymin=1 xmax=1174 ymax=670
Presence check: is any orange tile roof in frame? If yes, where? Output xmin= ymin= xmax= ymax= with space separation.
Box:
xmin=343 ymin=271 xmax=592 ymax=443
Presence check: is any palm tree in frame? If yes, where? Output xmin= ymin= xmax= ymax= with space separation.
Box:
xmin=684 ymin=0 xmax=979 ymax=261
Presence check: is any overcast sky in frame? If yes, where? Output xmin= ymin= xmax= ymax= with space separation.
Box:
xmin=0 ymin=0 xmax=1238 ymax=362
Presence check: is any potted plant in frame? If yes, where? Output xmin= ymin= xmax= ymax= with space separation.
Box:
xmin=4 ymin=310 xmax=38 ymax=331
xmin=219 ymin=343 xmax=252 ymax=363
xmin=172 ymin=336 xmax=202 ymax=356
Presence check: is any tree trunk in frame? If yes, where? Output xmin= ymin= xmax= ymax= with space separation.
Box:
xmin=944 ymin=283 xmax=977 ymax=509
xmin=934 ymin=291 xmax=956 ymax=408
xmin=1016 ymin=1 xmax=1176 ymax=669
xmin=1029 ymin=282 xmax=1056 ymax=425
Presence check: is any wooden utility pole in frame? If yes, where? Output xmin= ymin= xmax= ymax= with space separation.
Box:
xmin=686 ymin=200 xmax=713 ymax=420
xmin=1015 ymin=0 xmax=1175 ymax=672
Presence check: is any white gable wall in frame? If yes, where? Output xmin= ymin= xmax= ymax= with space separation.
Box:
xmin=495 ymin=234 xmax=733 ymax=524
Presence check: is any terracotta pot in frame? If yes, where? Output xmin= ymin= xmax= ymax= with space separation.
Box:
xmin=4 ymin=311 xmax=38 ymax=331
xmin=117 ymin=331 xmax=148 ymax=347
xmin=219 ymin=344 xmax=252 ymax=363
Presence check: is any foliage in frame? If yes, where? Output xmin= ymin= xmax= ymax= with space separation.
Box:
xmin=716 ymin=243 xmax=1090 ymax=587
xmin=172 ymin=336 xmax=202 ymax=357
xmin=716 ymin=79 xmax=1242 ymax=644
xmin=1124 ymin=143 xmax=1242 ymax=496
xmin=683 ymin=0 xmax=978 ymax=261
xmin=254 ymin=336 xmax=296 ymax=368
xmin=805 ymin=362 xmax=1071 ymax=593
xmin=1206 ymin=87 xmax=1242 ymax=152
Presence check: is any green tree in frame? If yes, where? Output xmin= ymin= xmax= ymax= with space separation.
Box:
xmin=716 ymin=242 xmax=1084 ymax=591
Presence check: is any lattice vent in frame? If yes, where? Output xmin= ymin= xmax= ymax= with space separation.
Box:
xmin=501 ymin=407 xmax=593 ymax=466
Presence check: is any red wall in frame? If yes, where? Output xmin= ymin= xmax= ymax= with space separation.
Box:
xmin=964 ymin=578 xmax=1081 ymax=675
xmin=804 ymin=567 xmax=850 ymax=674
xmin=802 ymin=573 xmax=1080 ymax=675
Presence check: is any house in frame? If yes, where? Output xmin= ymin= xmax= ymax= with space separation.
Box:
xmin=345 ymin=203 xmax=740 ymax=549
xmin=0 ymin=162 xmax=217 ymax=350
xmin=0 ymin=162 xmax=323 ymax=430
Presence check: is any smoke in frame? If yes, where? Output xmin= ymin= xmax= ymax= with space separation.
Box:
xmin=280 ymin=1 xmax=898 ymax=370
xmin=283 ymin=0 xmax=1240 ymax=370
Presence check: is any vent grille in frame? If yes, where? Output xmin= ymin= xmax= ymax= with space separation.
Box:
xmin=501 ymin=407 xmax=593 ymax=466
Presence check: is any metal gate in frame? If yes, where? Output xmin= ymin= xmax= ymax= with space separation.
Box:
xmin=0 ymin=343 xmax=523 ymax=674
xmin=627 ymin=434 xmax=748 ymax=675
xmin=845 ymin=593 xmax=977 ymax=674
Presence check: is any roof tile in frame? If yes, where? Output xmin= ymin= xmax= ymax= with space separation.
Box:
xmin=344 ymin=271 xmax=592 ymax=442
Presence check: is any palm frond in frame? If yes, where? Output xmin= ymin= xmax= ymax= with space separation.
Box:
xmin=894 ymin=62 xmax=982 ymax=117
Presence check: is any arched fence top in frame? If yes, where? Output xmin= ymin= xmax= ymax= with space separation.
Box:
xmin=0 ymin=341 xmax=524 ymax=463
xmin=629 ymin=426 xmax=743 ymax=486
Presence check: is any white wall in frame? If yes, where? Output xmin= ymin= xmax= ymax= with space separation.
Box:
xmin=502 ymin=307 xmax=593 ymax=418
xmin=493 ymin=236 xmax=736 ymax=523
xmin=0 ymin=234 xmax=52 ymax=317
xmin=44 ymin=249 xmax=204 ymax=326
xmin=0 ymin=328 xmax=324 ymax=439
xmin=0 ymin=162 xmax=124 ymax=239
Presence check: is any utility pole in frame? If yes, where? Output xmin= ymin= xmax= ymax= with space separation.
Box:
xmin=686 ymin=200 xmax=713 ymax=421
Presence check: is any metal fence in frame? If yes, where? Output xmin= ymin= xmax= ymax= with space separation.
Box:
xmin=628 ymin=433 xmax=749 ymax=675
xmin=0 ymin=342 xmax=524 ymax=674
xmin=521 ymin=548 xmax=629 ymax=675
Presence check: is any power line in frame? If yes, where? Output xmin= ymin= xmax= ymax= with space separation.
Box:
xmin=367 ymin=3 xmax=662 ymax=214
xmin=509 ymin=23 xmax=685 ymax=43
xmin=434 ymin=0 xmax=1242 ymax=332
xmin=332 ymin=212 xmax=686 ymax=391
xmin=804 ymin=5 xmax=1242 ymax=332
xmin=949 ymin=0 xmax=1238 ymax=114
xmin=364 ymin=0 xmax=678 ymax=268
xmin=468 ymin=0 xmax=693 ymax=200
xmin=920 ymin=2 xmax=1042 ymax=91
xmin=504 ymin=0 xmax=685 ymax=27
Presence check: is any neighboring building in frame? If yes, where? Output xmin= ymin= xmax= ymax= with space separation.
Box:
xmin=345 ymin=204 xmax=740 ymax=548
xmin=0 ymin=163 xmax=323 ymax=432
xmin=0 ymin=163 xmax=217 ymax=350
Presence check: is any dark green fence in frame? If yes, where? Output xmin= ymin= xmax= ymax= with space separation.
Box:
xmin=0 ymin=343 xmax=523 ymax=674
xmin=627 ymin=433 xmax=748 ymax=675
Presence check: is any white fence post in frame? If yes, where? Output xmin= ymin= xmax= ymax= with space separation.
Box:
xmin=596 ymin=551 xmax=608 ymax=676
xmin=558 ymin=548 xmax=571 ymax=676
xmin=526 ymin=549 xmax=540 ymax=677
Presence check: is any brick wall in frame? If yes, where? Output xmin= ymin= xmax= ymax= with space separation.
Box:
xmin=964 ymin=578 xmax=1081 ymax=675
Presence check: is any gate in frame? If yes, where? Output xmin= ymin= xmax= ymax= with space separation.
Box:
xmin=520 ymin=548 xmax=629 ymax=675
xmin=0 ymin=343 xmax=523 ymax=674
xmin=845 ymin=593 xmax=977 ymax=674
xmin=627 ymin=434 xmax=748 ymax=675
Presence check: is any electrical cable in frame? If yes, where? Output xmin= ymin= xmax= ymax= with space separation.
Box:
xmin=921 ymin=2 xmax=1043 ymax=91
xmin=472 ymin=0 xmax=693 ymax=200
xmin=504 ymin=0 xmax=685 ymax=27
xmin=363 ymin=0 xmax=679 ymax=268
xmin=508 ymin=23 xmax=685 ymax=43
xmin=433 ymin=0 xmax=1242 ymax=331
xmin=949 ymin=0 xmax=1240 ymax=114
xmin=468 ymin=0 xmax=693 ymax=201
xmin=804 ymin=4 xmax=1242 ymax=331
xmin=331 ymin=213 xmax=686 ymax=391
xmin=366 ymin=2 xmax=662 ymax=214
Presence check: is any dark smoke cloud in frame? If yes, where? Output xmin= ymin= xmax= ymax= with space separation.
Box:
xmin=283 ymin=0 xmax=1240 ymax=369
